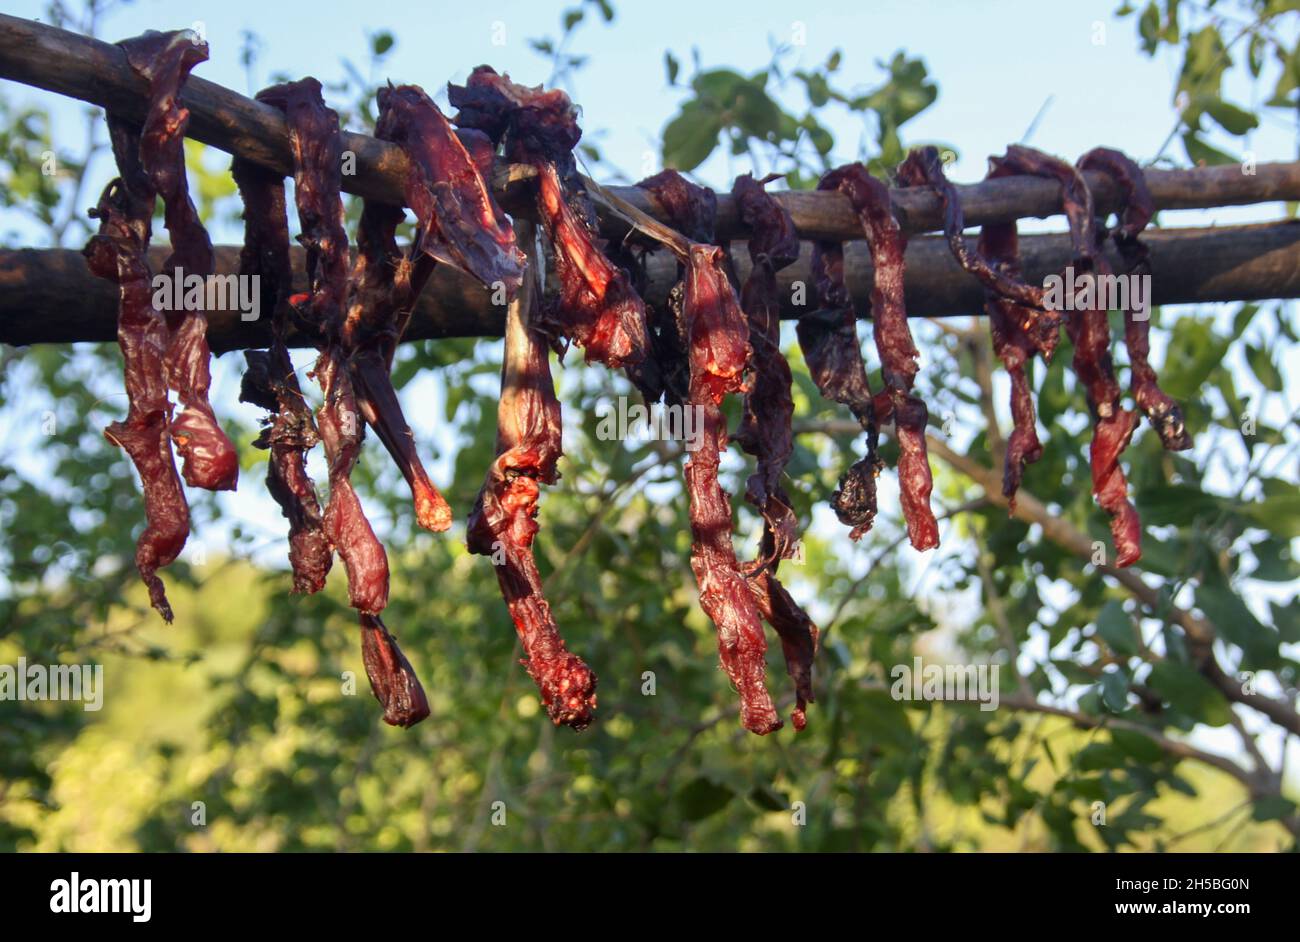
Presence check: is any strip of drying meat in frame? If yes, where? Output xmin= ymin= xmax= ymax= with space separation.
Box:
xmin=797 ymin=172 xmax=884 ymax=541
xmin=232 ymin=155 xmax=332 ymax=594
xmin=825 ymin=165 xmax=940 ymax=551
xmin=731 ymin=172 xmax=818 ymax=731
xmin=449 ymin=67 xmax=655 ymax=382
xmin=685 ymin=243 xmax=782 ymax=735
xmin=374 ymin=83 xmax=525 ymax=301
xmin=85 ymin=117 xmax=189 ymax=623
xmin=896 ymin=146 xmax=1050 ymax=505
xmin=257 ymin=77 xmax=429 ymax=725
xmin=996 ymin=146 xmax=1141 ymax=566
xmin=467 ymin=225 xmax=597 ymax=730
xmin=1077 ymin=147 xmax=1192 ymax=452
xmin=119 ymin=30 xmax=237 ymax=492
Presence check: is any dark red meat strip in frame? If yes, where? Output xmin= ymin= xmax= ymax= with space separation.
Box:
xmin=449 ymin=67 xmax=654 ymax=380
xmin=897 ymin=146 xmax=1052 ymax=505
xmin=822 ymin=164 xmax=939 ymax=551
xmin=797 ymin=172 xmax=884 ymax=541
xmin=996 ymin=146 xmax=1141 ymax=566
xmin=119 ymin=30 xmax=238 ymax=492
xmin=360 ymin=613 xmax=431 ymax=728
xmin=684 ymin=243 xmax=781 ymax=735
xmin=232 ymin=155 xmax=333 ymax=594
xmin=85 ymin=117 xmax=189 ymax=622
xmin=1077 ymin=147 xmax=1192 ymax=452
xmin=467 ymin=236 xmax=597 ymax=729
xmin=731 ymin=172 xmax=818 ymax=731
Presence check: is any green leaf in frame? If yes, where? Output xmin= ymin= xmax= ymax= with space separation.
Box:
xmin=370 ymin=31 xmax=394 ymax=57
xmin=1196 ymin=582 xmax=1279 ymax=666
xmin=664 ymin=51 xmax=679 ymax=86
xmin=1203 ymin=97 xmax=1258 ymax=136
xmin=562 ymin=7 xmax=585 ymax=32
xmin=677 ymin=776 xmax=734 ymax=821
xmin=1101 ymin=669 xmax=1131 ymax=712
xmin=1251 ymin=795 xmax=1297 ymax=822
xmin=1096 ymin=600 xmax=1139 ymax=655
xmin=661 ymin=102 xmax=721 ymax=172
xmin=748 ymin=785 xmax=787 ymax=812
xmin=1245 ymin=343 xmax=1284 ymax=391
xmin=1111 ymin=728 xmax=1164 ymax=763
xmin=1146 ymin=661 xmax=1232 ymax=726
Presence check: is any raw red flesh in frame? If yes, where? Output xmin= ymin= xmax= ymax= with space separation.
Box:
xmin=119 ymin=30 xmax=238 ymax=492
xmin=731 ymin=172 xmax=818 ymax=730
xmin=360 ymin=613 xmax=431 ymax=728
xmin=467 ymin=249 xmax=597 ymax=729
xmin=997 ymin=146 xmax=1141 ymax=566
xmin=374 ymin=83 xmax=525 ymax=297
xmin=684 ymin=243 xmax=781 ymax=735
xmin=85 ymin=117 xmax=189 ymax=622
xmin=1077 ymin=147 xmax=1192 ymax=452
xmin=257 ymin=79 xmax=391 ymax=613
xmin=233 ymin=155 xmax=333 ymax=594
xmin=823 ymin=165 xmax=939 ymax=551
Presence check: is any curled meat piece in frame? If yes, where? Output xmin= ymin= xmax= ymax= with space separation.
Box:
xmin=119 ymin=30 xmax=238 ymax=492
xmin=731 ymin=173 xmax=818 ymax=731
xmin=1077 ymin=147 xmax=1192 ymax=452
xmin=996 ymin=146 xmax=1141 ymax=566
xmin=822 ymin=164 xmax=939 ymax=551
xmin=467 ymin=225 xmax=597 ymax=729
xmin=684 ymin=243 xmax=782 ymax=735
xmin=449 ymin=67 xmax=654 ymax=380
xmin=897 ymin=146 xmax=1051 ymax=505
xmin=85 ymin=117 xmax=189 ymax=622
xmin=233 ymin=155 xmax=333 ymax=594
xmin=374 ymin=83 xmax=525 ymax=299
xmin=360 ymin=613 xmax=431 ymax=728
xmin=257 ymin=78 xmax=391 ymax=613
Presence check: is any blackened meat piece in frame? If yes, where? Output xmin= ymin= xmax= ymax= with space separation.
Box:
xmin=374 ymin=83 xmax=525 ymax=296
xmin=359 ymin=613 xmax=431 ymax=728
xmin=467 ymin=236 xmax=597 ymax=729
xmin=119 ymin=30 xmax=238 ymax=492
xmin=731 ymin=173 xmax=818 ymax=730
xmin=257 ymin=78 xmax=391 ymax=612
xmin=996 ymin=146 xmax=1141 ymax=566
xmin=1077 ymin=147 xmax=1192 ymax=452
xmin=233 ymin=155 xmax=333 ymax=594
xmin=85 ymin=117 xmax=189 ymax=622
xmin=684 ymin=244 xmax=782 ymax=735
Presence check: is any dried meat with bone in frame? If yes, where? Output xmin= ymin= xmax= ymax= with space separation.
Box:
xmin=897 ymin=146 xmax=1054 ymax=506
xmin=85 ymin=117 xmax=190 ymax=622
xmin=731 ymin=172 xmax=818 ymax=731
xmin=255 ymin=77 xmax=428 ymax=726
xmin=467 ymin=224 xmax=597 ymax=729
xmin=996 ymin=145 xmax=1141 ymax=566
xmin=119 ymin=30 xmax=238 ymax=492
xmin=1076 ymin=147 xmax=1192 ymax=452
xmin=233 ymin=154 xmax=333 ymax=594
xmin=449 ymin=67 xmax=654 ymax=379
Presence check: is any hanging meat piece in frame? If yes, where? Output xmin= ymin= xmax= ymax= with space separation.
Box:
xmin=820 ymin=164 xmax=939 ymax=551
xmin=995 ymin=145 xmax=1141 ymax=566
xmin=373 ymin=83 xmax=525 ymax=305
xmin=467 ymin=225 xmax=597 ymax=729
xmin=85 ymin=117 xmax=189 ymax=622
xmin=233 ymin=155 xmax=333 ymax=594
xmin=449 ymin=67 xmax=654 ymax=379
xmin=896 ymin=146 xmax=1053 ymax=506
xmin=256 ymin=78 xmax=428 ymax=724
xmin=1077 ymin=147 xmax=1192 ymax=452
xmin=119 ymin=30 xmax=238 ymax=492
xmin=731 ymin=173 xmax=818 ymax=731
xmin=685 ymin=244 xmax=782 ymax=734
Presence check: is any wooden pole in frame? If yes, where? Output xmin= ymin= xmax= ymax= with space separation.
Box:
xmin=3 ymin=13 xmax=1300 ymax=242
xmin=4 ymin=222 xmax=1297 ymax=351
